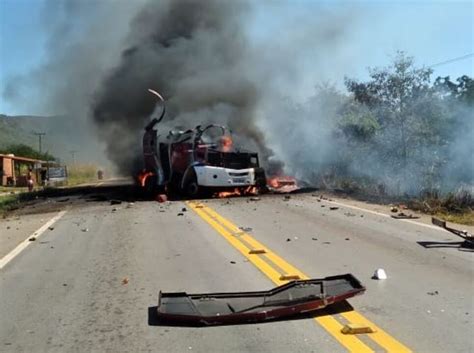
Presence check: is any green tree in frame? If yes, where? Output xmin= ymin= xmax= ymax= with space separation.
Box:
xmin=344 ymin=51 xmax=452 ymax=193
xmin=0 ymin=144 xmax=56 ymax=161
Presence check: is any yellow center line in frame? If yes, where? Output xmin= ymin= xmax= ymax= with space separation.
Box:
xmin=188 ymin=201 xmax=376 ymax=353
xmin=202 ymin=203 xmax=412 ymax=353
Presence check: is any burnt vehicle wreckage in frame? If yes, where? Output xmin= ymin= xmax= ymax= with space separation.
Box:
xmin=141 ymin=91 xmax=366 ymax=326
xmin=156 ymin=274 xmax=365 ymax=326
xmin=140 ymin=89 xmax=267 ymax=197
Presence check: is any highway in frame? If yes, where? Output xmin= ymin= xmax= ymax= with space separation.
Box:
xmin=1 ymin=182 xmax=473 ymax=353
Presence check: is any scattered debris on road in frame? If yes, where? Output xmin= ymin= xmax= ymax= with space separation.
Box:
xmin=239 ymin=226 xmax=252 ymax=232
xmin=311 ymin=237 xmax=318 ymax=241
xmin=372 ymin=268 xmax=387 ymax=280
xmin=155 ymin=274 xmax=365 ymax=326
xmin=177 ymin=213 xmax=184 ymax=216
xmin=81 ymin=228 xmax=89 ymax=232
xmin=432 ymin=217 xmax=474 ymax=246
xmin=181 ymin=207 xmax=187 ymax=212
xmin=341 ymin=323 xmax=375 ymax=334
xmin=329 ymin=206 xmax=339 ymax=210
xmin=156 ymin=194 xmax=168 ymax=203
xmin=48 ymin=226 xmax=54 ymax=231
xmin=249 ymin=249 xmax=266 ymax=254
xmin=110 ymin=200 xmax=122 ymax=205
xmin=391 ymin=212 xmax=420 ymax=219
xmin=427 ymin=291 xmax=439 ymax=296
xmin=122 ymin=277 xmax=129 ymax=285
xmin=283 ymin=195 xmax=291 ymax=201
xmin=344 ymin=212 xmax=356 ymax=217
xmin=29 ymin=237 xmax=36 ymax=241
xmin=390 ymin=206 xmax=398 ymax=213
xmin=230 ymin=261 xmax=236 ymax=264
xmin=250 ymin=197 xmax=260 ymax=201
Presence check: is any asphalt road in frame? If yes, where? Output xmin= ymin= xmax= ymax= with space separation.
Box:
xmin=1 ymin=183 xmax=473 ymax=353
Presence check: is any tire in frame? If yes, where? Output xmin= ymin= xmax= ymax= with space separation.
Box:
xmin=182 ymin=169 xmax=205 ymax=198
xmin=144 ymin=174 xmax=158 ymax=198
xmin=185 ymin=179 xmax=201 ymax=198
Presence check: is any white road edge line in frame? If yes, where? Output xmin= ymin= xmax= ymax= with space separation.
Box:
xmin=325 ymin=199 xmax=445 ymax=231
xmin=0 ymin=210 xmax=67 ymax=270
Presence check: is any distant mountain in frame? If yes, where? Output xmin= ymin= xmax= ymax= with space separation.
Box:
xmin=0 ymin=114 xmax=105 ymax=165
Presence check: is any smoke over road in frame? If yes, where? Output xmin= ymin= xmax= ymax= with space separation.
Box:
xmin=2 ymin=0 xmax=471 ymax=196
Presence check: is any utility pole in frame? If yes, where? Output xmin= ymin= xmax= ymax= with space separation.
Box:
xmin=70 ymin=150 xmax=78 ymax=165
xmin=33 ymin=132 xmax=46 ymax=153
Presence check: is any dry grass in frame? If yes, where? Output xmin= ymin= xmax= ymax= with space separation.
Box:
xmin=408 ymin=191 xmax=474 ymax=226
xmin=67 ymin=164 xmax=98 ymax=186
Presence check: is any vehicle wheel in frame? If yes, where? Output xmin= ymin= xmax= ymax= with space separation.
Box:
xmin=144 ymin=175 xmax=158 ymax=198
xmin=186 ymin=180 xmax=201 ymax=198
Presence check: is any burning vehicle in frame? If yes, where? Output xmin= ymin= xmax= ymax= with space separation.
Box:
xmin=140 ymin=90 xmax=267 ymax=197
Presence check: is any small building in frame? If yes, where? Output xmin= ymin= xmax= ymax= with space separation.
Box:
xmin=0 ymin=154 xmax=44 ymax=187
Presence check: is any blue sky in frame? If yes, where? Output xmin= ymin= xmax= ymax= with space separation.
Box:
xmin=0 ymin=0 xmax=473 ymax=115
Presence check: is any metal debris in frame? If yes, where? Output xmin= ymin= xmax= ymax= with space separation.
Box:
xmin=249 ymin=249 xmax=266 ymax=254
xmin=391 ymin=212 xmax=420 ymax=219
xmin=156 ymin=274 xmax=365 ymax=326
xmin=432 ymin=217 xmax=474 ymax=245
xmin=341 ymin=323 xmax=375 ymax=335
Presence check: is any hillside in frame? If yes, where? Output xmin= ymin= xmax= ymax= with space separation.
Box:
xmin=0 ymin=115 xmax=105 ymax=165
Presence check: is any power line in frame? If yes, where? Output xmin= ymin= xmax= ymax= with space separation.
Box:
xmin=33 ymin=132 xmax=46 ymax=153
xmin=429 ymin=53 xmax=474 ymax=68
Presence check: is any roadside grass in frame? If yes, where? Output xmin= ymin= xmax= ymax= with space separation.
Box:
xmin=432 ymin=211 xmax=474 ymax=226
xmin=67 ymin=164 xmax=98 ymax=186
xmin=0 ymin=194 xmax=20 ymax=215
xmin=0 ymin=186 xmax=26 ymax=193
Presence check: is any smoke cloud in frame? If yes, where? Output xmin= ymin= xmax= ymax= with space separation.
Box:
xmin=3 ymin=0 xmax=470 ymax=196
xmin=92 ymin=0 xmax=268 ymax=173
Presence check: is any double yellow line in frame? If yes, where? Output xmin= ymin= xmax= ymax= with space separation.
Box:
xmin=187 ymin=201 xmax=412 ymax=353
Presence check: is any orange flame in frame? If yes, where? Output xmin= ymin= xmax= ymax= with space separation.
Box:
xmin=215 ymin=186 xmax=257 ymax=198
xmin=220 ymin=136 xmax=233 ymax=152
xmin=137 ymin=170 xmax=154 ymax=187
xmin=267 ymin=175 xmax=299 ymax=193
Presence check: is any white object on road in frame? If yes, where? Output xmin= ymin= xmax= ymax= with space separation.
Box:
xmin=373 ymin=268 xmax=387 ymax=280
xmin=0 ymin=210 xmax=67 ymax=270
